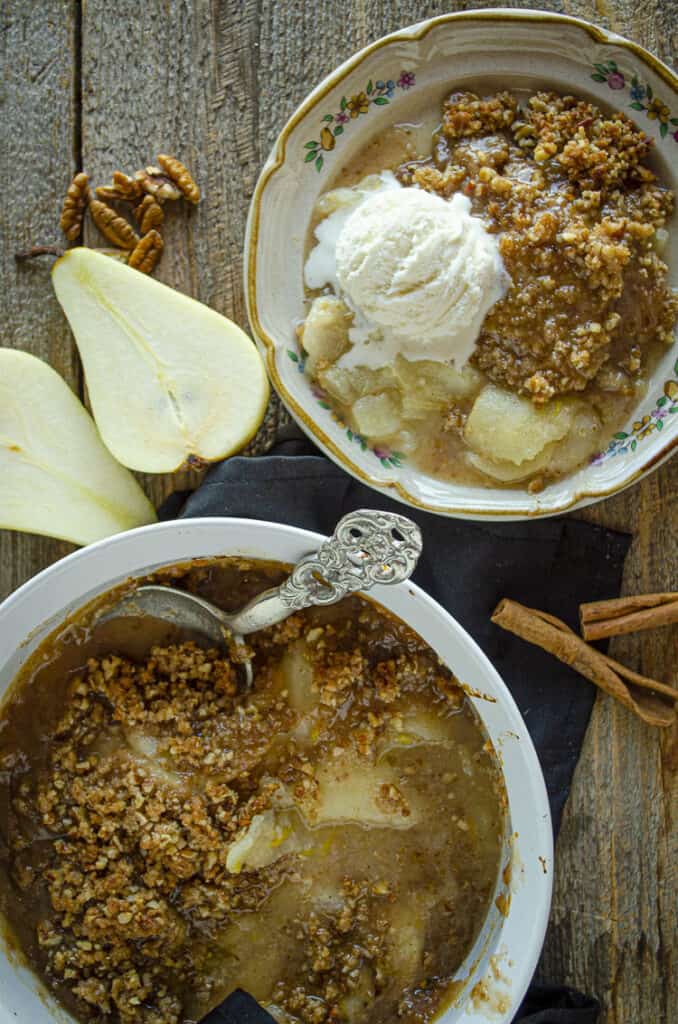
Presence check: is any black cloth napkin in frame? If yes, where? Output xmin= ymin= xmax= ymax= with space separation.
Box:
xmin=204 ymin=990 xmax=278 ymax=1024
xmin=165 ymin=438 xmax=623 ymax=1024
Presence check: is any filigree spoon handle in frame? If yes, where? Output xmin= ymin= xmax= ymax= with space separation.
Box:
xmin=102 ymin=510 xmax=423 ymax=689
xmin=227 ymin=509 xmax=422 ymax=634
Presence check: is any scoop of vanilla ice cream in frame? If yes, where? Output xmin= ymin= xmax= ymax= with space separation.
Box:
xmin=304 ymin=172 xmax=401 ymax=295
xmin=334 ymin=187 xmax=506 ymax=367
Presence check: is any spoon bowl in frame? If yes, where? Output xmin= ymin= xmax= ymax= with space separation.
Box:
xmin=101 ymin=509 xmax=423 ymax=686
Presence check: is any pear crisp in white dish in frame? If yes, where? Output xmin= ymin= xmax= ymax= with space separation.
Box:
xmin=299 ymin=89 xmax=678 ymax=494
xmin=0 ymin=558 xmax=506 ymax=1024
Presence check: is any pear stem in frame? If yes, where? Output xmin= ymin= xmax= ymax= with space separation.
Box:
xmin=15 ymin=245 xmax=65 ymax=261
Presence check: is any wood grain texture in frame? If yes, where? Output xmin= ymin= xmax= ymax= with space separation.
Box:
xmin=0 ymin=2 xmax=80 ymax=603
xmin=1 ymin=1 xmax=677 ymax=1020
xmin=540 ymin=459 xmax=678 ymax=1023
xmin=80 ymin=0 xmax=290 ymax=506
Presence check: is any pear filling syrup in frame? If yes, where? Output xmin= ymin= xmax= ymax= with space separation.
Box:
xmin=299 ymin=90 xmax=678 ymax=492
xmin=0 ymin=559 xmax=505 ymax=1024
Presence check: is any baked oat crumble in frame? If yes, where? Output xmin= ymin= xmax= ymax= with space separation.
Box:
xmin=0 ymin=563 xmax=505 ymax=1024
xmin=400 ymin=90 xmax=677 ymax=403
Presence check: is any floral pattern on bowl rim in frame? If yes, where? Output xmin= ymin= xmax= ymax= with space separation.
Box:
xmin=287 ymin=347 xmax=406 ymax=468
xmin=592 ymin=361 xmax=678 ymax=463
xmin=303 ymin=72 xmax=416 ymax=171
xmin=592 ymin=60 xmax=678 ymax=139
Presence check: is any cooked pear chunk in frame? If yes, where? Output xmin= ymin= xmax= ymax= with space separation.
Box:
xmin=465 ymin=385 xmax=573 ymax=465
xmin=383 ymin=708 xmax=457 ymax=748
xmin=339 ymin=966 xmax=377 ymax=1022
xmin=51 ymin=247 xmax=269 ymax=473
xmin=300 ymin=296 xmax=351 ymax=374
xmin=546 ymin=405 xmax=603 ymax=475
xmin=226 ymin=809 xmax=302 ymax=874
xmin=396 ymin=355 xmax=482 ymax=412
xmin=280 ymin=639 xmax=316 ymax=713
xmin=467 ymin=403 xmax=602 ymax=482
xmin=317 ymin=363 xmax=396 ymax=406
xmin=294 ymin=754 xmax=418 ymax=828
xmin=122 ymin=728 xmax=187 ymax=789
xmin=386 ymin=897 xmax=431 ymax=982
xmin=352 ymin=392 xmax=402 ymax=438
xmin=396 ymin=356 xmax=483 ymax=421
xmin=317 ymin=363 xmax=359 ymax=405
xmin=0 ymin=348 xmax=155 ymax=545
xmin=467 ymin=449 xmax=549 ymax=483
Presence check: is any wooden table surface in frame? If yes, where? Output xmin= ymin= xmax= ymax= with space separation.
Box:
xmin=1 ymin=2 xmax=676 ymax=1021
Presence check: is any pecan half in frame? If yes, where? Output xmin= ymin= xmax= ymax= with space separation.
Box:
xmin=157 ymin=154 xmax=201 ymax=204
xmin=60 ymin=172 xmax=90 ymax=241
xmin=128 ymin=229 xmax=163 ymax=274
xmin=134 ymin=167 xmax=182 ymax=202
xmin=89 ymin=199 xmax=140 ymax=249
xmin=95 ymin=185 xmax=124 ymax=202
xmin=95 ymin=171 xmax=143 ymax=203
xmin=133 ymin=194 xmax=164 ymax=234
xmin=112 ymin=170 xmax=144 ymax=200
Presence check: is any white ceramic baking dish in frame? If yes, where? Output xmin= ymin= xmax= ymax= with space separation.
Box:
xmin=0 ymin=518 xmax=552 ymax=1022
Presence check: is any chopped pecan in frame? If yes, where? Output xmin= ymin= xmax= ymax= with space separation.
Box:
xmin=134 ymin=194 xmax=164 ymax=234
xmin=60 ymin=172 xmax=90 ymax=241
xmin=157 ymin=154 xmax=201 ymax=204
xmin=95 ymin=171 xmax=143 ymax=203
xmin=134 ymin=167 xmax=182 ymax=202
xmin=112 ymin=170 xmax=144 ymax=199
xmin=89 ymin=199 xmax=140 ymax=250
xmin=128 ymin=229 xmax=163 ymax=274
xmin=95 ymin=185 xmax=122 ymax=202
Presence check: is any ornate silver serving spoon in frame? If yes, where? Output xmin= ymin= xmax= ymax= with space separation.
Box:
xmin=100 ymin=510 xmax=423 ymax=687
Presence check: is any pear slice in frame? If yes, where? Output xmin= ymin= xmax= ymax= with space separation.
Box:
xmin=0 ymin=348 xmax=156 ymax=545
xmin=51 ymin=247 xmax=270 ymax=473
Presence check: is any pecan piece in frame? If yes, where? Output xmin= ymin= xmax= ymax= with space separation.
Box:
xmin=133 ymin=194 xmax=164 ymax=234
xmin=95 ymin=171 xmax=143 ymax=203
xmin=89 ymin=199 xmax=140 ymax=250
xmin=134 ymin=167 xmax=182 ymax=202
xmin=60 ymin=172 xmax=90 ymax=241
xmin=157 ymin=154 xmax=201 ymax=203
xmin=112 ymin=170 xmax=144 ymax=199
xmin=128 ymin=229 xmax=163 ymax=274
xmin=95 ymin=185 xmax=124 ymax=202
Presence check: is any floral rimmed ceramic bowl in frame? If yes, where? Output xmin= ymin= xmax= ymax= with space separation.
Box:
xmin=244 ymin=9 xmax=678 ymax=519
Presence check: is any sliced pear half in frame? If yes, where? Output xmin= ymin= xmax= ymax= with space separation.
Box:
xmin=0 ymin=348 xmax=156 ymax=545
xmin=52 ymin=247 xmax=270 ymax=473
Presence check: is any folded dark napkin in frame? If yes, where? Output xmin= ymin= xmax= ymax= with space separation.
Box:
xmin=164 ymin=438 xmax=622 ymax=1024
xmin=204 ymin=990 xmax=277 ymax=1024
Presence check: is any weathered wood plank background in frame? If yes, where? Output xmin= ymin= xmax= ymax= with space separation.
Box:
xmin=1 ymin=2 xmax=676 ymax=1021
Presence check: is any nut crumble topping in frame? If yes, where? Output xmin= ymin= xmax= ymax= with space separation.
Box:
xmin=0 ymin=566 xmax=504 ymax=1024
xmin=400 ymin=90 xmax=677 ymax=402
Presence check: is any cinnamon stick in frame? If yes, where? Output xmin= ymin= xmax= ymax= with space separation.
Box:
xmin=491 ymin=599 xmax=676 ymax=728
xmin=580 ymin=593 xmax=678 ymax=641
